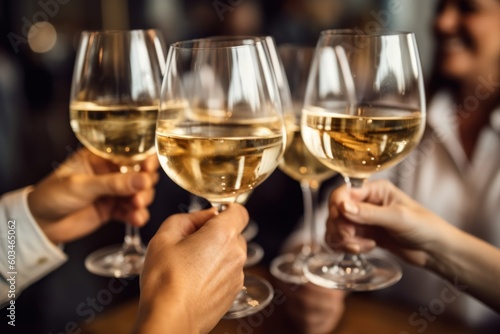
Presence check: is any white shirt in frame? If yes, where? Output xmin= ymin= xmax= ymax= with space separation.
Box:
xmin=371 ymin=91 xmax=500 ymax=329
xmin=0 ymin=187 xmax=67 ymax=308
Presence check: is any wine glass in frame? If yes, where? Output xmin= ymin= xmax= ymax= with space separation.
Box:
xmin=69 ymin=29 xmax=166 ymax=277
xmin=203 ymin=35 xmax=292 ymax=269
xmin=301 ymin=29 xmax=426 ymax=291
xmin=156 ymin=36 xmax=286 ymax=318
xmin=270 ymin=45 xmax=337 ymax=285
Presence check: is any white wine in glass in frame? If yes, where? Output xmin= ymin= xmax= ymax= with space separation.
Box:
xmin=156 ymin=36 xmax=286 ymax=319
xmin=302 ymin=29 xmax=426 ymax=291
xmin=70 ymin=29 xmax=165 ymax=277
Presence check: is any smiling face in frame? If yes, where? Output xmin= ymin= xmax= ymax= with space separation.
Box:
xmin=433 ymin=0 xmax=500 ymax=81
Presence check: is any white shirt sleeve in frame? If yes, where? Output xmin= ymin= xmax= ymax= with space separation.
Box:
xmin=0 ymin=187 xmax=67 ymax=308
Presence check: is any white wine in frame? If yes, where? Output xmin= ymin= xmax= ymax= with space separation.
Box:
xmin=279 ymin=125 xmax=336 ymax=183
xmin=302 ymin=105 xmax=424 ymax=179
xmin=156 ymin=122 xmax=284 ymax=204
xmin=70 ymin=102 xmax=158 ymax=166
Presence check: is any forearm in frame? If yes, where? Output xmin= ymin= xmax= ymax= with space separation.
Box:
xmin=425 ymin=225 xmax=500 ymax=312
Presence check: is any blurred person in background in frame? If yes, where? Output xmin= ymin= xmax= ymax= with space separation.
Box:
xmin=302 ymin=0 xmax=500 ymax=332
xmin=372 ymin=0 xmax=500 ymax=330
xmin=268 ymin=0 xmax=386 ymax=45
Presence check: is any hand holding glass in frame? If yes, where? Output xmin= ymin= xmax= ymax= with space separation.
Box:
xmin=302 ymin=30 xmax=426 ymax=291
xmin=69 ymin=29 xmax=165 ymax=277
xmin=156 ymin=37 xmax=286 ymax=318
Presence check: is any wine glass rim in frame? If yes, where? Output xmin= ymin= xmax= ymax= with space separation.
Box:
xmin=277 ymin=43 xmax=316 ymax=51
xmin=320 ymin=29 xmax=414 ymax=37
xmin=171 ymin=36 xmax=266 ymax=50
xmin=80 ymin=28 xmax=160 ymax=36
xmin=205 ymin=35 xmax=272 ymax=42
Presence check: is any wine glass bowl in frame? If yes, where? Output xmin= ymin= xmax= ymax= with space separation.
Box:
xmin=156 ymin=36 xmax=286 ymax=318
xmin=69 ymin=103 xmax=157 ymax=170
xmin=156 ymin=39 xmax=284 ymax=208
xmin=69 ymin=29 xmax=165 ymax=277
xmin=301 ymin=30 xmax=426 ymax=290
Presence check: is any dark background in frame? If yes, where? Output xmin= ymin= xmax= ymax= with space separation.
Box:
xmin=0 ymin=0 xmax=437 ymax=332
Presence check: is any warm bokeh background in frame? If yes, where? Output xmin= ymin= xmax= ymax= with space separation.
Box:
xmin=0 ymin=1 xmax=437 ymax=332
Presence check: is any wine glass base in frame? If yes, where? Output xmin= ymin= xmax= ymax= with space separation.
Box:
xmin=269 ymin=253 xmax=309 ymax=285
xmin=245 ymin=242 xmax=265 ymax=268
xmin=304 ymin=252 xmax=402 ymax=291
xmin=222 ymin=274 xmax=274 ymax=319
xmin=85 ymin=244 xmax=145 ymax=278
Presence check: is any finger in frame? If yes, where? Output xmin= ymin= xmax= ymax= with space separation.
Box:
xmin=341 ymin=236 xmax=377 ymax=254
xmin=329 ymin=183 xmax=351 ymax=208
xmin=213 ymin=203 xmax=249 ymax=235
xmin=325 ymin=220 xmax=376 ymax=253
xmin=85 ymin=149 xmax=120 ymax=174
xmin=124 ymin=208 xmax=150 ymax=227
xmin=157 ymin=208 xmax=219 ymax=240
xmin=339 ymin=199 xmax=405 ymax=232
xmin=129 ymin=188 xmax=156 ymax=208
xmin=350 ymin=179 xmax=416 ymax=206
xmin=112 ymin=205 xmax=150 ymax=227
xmin=325 ymin=217 xmax=354 ymax=243
xmin=140 ymin=155 xmax=160 ymax=172
xmin=75 ymin=172 xmax=156 ymax=201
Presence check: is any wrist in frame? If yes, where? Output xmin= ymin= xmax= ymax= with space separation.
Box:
xmin=423 ymin=222 xmax=465 ymax=276
xmin=135 ymin=275 xmax=198 ymax=334
xmin=135 ymin=294 xmax=195 ymax=334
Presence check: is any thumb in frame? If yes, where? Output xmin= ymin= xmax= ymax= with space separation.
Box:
xmin=156 ymin=208 xmax=219 ymax=242
xmin=340 ymin=200 xmax=401 ymax=232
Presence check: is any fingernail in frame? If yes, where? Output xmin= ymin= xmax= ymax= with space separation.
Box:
xmin=343 ymin=201 xmax=359 ymax=214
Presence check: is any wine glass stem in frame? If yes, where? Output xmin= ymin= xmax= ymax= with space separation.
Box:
xmin=345 ymin=176 xmax=365 ymax=189
xmin=210 ymin=200 xmax=263 ymax=311
xmin=119 ymin=164 xmax=145 ymax=255
xmin=122 ymin=225 xmax=144 ymax=255
xmin=342 ymin=176 xmax=367 ymax=263
xmin=296 ymin=180 xmax=321 ymax=265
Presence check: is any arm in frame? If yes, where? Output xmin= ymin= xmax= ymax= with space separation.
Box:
xmin=425 ymin=224 xmax=500 ymax=313
xmin=134 ymin=204 xmax=249 ymax=334
xmin=327 ymin=179 xmax=500 ymax=312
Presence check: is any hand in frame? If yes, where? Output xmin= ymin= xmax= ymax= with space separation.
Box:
xmin=326 ymin=179 xmax=450 ymax=267
xmin=276 ymin=279 xmax=346 ymax=334
xmin=135 ymin=204 xmax=249 ymax=334
xmin=27 ymin=148 xmax=159 ymax=244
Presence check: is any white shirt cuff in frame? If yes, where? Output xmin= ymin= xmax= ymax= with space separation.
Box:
xmin=0 ymin=187 xmax=67 ymax=295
